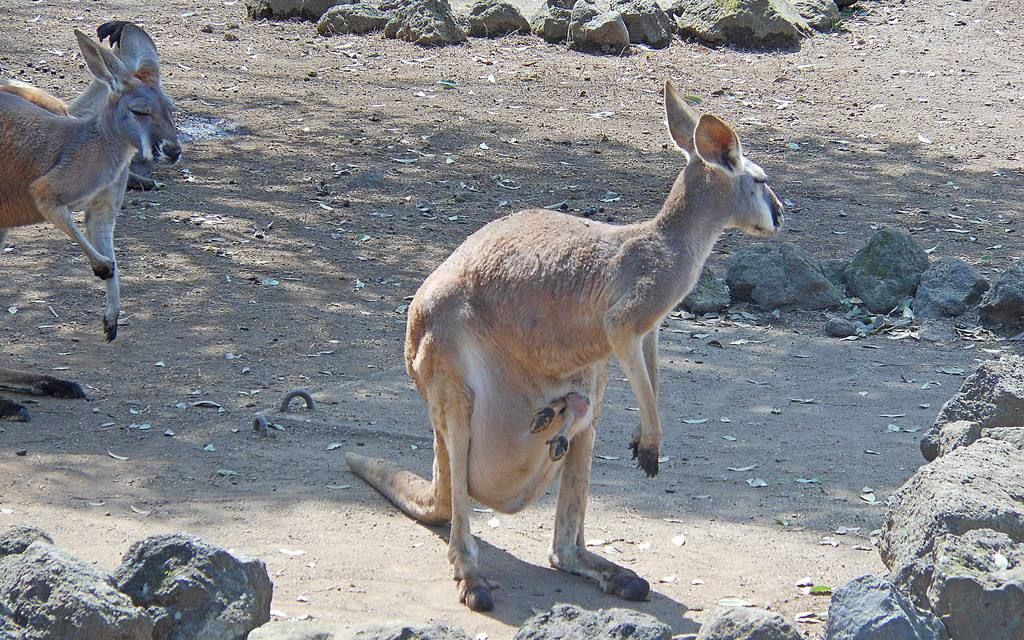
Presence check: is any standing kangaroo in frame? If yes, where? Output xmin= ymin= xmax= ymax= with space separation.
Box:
xmin=0 ymin=21 xmax=178 ymax=190
xmin=346 ymin=80 xmax=784 ymax=611
xmin=0 ymin=29 xmax=179 ymax=420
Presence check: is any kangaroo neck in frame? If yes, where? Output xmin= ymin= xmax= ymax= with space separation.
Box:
xmin=92 ymin=103 xmax=138 ymax=164
xmin=649 ymin=168 xmax=728 ymax=283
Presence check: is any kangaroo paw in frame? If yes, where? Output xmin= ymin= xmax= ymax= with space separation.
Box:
xmin=546 ymin=434 xmax=570 ymax=461
xmin=604 ymin=571 xmax=650 ymax=601
xmin=0 ymin=397 xmax=30 ymax=422
xmin=458 ymin=577 xmax=494 ymax=612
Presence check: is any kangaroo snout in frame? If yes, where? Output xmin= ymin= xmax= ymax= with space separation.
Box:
xmin=157 ymin=140 xmax=181 ymax=164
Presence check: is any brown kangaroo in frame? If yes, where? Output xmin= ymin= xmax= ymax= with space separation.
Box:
xmin=345 ymin=80 xmax=784 ymax=611
xmin=0 ymin=28 xmax=179 ymax=420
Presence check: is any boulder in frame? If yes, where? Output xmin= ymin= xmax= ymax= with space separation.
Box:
xmin=821 ymin=257 xmax=848 ymax=291
xmin=610 ymin=0 xmax=674 ymax=48
xmin=513 ymin=603 xmax=672 ymax=640
xmin=113 ymin=533 xmax=272 ymax=640
xmin=317 ymin=3 xmax=389 ymax=34
xmin=695 ymin=606 xmax=801 ymax=640
xmin=911 ymin=258 xmax=989 ymax=319
xmin=245 ymin=0 xmax=340 ymax=21
xmin=824 ymin=574 xmax=948 ymax=640
xmin=381 ymin=0 xmax=467 ymax=45
xmin=531 ymin=0 xmax=576 ymax=43
xmin=666 ymin=0 xmax=809 ymax=49
xmin=250 ymin=621 xmax=473 ymax=639
xmin=466 ymin=0 xmax=530 ymax=36
xmin=920 ymin=355 xmax=1024 ymax=461
xmin=979 ymin=261 xmax=1024 ymax=336
xmin=879 ymin=439 xmax=1024 ymax=608
xmin=844 ymin=229 xmax=929 ymax=314
xmin=568 ymin=2 xmax=630 ymax=54
xmin=683 ymin=268 xmax=731 ymax=315
xmin=726 ymin=242 xmax=843 ymax=310
xmin=0 ymin=539 xmax=153 ymax=640
xmin=793 ymin=0 xmax=839 ymax=31
xmin=927 ymin=529 xmax=1024 ymax=640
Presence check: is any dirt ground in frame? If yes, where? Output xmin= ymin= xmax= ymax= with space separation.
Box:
xmin=1 ymin=0 xmax=1022 ymax=637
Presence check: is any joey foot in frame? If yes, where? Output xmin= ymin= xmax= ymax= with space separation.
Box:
xmin=457 ymin=576 xmax=494 ymax=612
xmin=546 ymin=434 xmax=569 ymax=461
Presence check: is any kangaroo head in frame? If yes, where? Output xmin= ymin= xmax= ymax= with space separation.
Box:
xmin=75 ymin=29 xmax=180 ymax=166
xmin=664 ymin=80 xmax=784 ymax=236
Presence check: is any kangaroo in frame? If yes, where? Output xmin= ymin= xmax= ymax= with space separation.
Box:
xmin=345 ymin=80 xmax=784 ymax=611
xmin=0 ymin=29 xmax=179 ymax=420
xmin=0 ymin=21 xmax=178 ymax=190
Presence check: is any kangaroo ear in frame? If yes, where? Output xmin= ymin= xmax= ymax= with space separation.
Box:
xmin=75 ymin=30 xmax=130 ymax=92
xmin=694 ymin=113 xmax=743 ymax=173
xmin=664 ymin=79 xmax=698 ymax=159
xmin=117 ymin=24 xmax=162 ymax=85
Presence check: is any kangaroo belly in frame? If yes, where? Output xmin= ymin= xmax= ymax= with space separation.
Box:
xmin=0 ymin=196 xmax=44 ymax=228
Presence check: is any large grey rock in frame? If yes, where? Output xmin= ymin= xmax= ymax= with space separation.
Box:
xmin=879 ymin=439 xmax=1024 ymax=608
xmin=844 ymin=229 xmax=929 ymax=314
xmin=912 ymin=258 xmax=989 ymax=319
xmin=793 ymin=0 xmax=839 ymax=31
xmin=568 ymin=2 xmax=630 ymax=53
xmin=683 ymin=268 xmax=731 ymax=315
xmin=726 ymin=242 xmax=843 ymax=310
xmin=920 ymin=355 xmax=1024 ymax=461
xmin=695 ymin=606 xmax=801 ymax=640
xmin=466 ymin=0 xmax=530 ymax=36
xmin=979 ymin=261 xmax=1024 ymax=335
xmin=113 ymin=533 xmax=272 ymax=640
xmin=531 ymin=0 xmax=575 ymax=42
xmin=382 ymin=0 xmax=467 ymax=45
xmin=0 ymin=539 xmax=154 ymax=640
xmin=317 ymin=3 xmax=389 ymax=34
xmin=927 ymin=529 xmax=1024 ymax=640
xmin=513 ymin=603 xmax=671 ymax=640
xmin=245 ymin=0 xmax=340 ymax=21
xmin=666 ymin=0 xmax=809 ymax=49
xmin=610 ymin=0 xmax=673 ymax=48
xmin=251 ymin=621 xmax=473 ymax=639
xmin=824 ymin=574 xmax=948 ymax=640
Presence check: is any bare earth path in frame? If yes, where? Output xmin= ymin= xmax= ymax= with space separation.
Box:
xmin=0 ymin=0 xmax=1021 ymax=636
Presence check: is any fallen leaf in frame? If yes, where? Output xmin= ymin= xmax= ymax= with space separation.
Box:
xmin=683 ymin=418 xmax=708 ymax=424
xmin=746 ymin=478 xmax=768 ymax=488
xmin=671 ymin=534 xmax=686 ymax=546
xmin=279 ymin=548 xmax=307 ymax=557
xmin=718 ymin=597 xmax=753 ymax=608
xmin=728 ymin=464 xmax=758 ymax=472
xmin=326 ymin=443 xmax=343 ymax=451
xmin=107 ymin=449 xmax=128 ymax=461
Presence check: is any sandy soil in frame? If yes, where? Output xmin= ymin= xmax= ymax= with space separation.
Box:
xmin=0 ymin=0 xmax=1022 ymax=636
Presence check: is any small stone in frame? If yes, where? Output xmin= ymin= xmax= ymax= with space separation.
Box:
xmin=824 ymin=574 xmax=948 ymax=640
xmin=514 ymin=604 xmax=671 ymax=640
xmin=912 ymin=258 xmax=989 ymax=319
xmin=381 ymin=0 xmax=467 ymax=45
xmin=666 ymin=0 xmax=810 ymax=49
xmin=695 ymin=606 xmax=802 ymax=640
xmin=727 ymin=242 xmax=843 ymax=311
xmin=466 ymin=0 xmax=530 ymax=37
xmin=14 ymin=448 xmax=26 ymax=456
xmin=224 ymin=32 xmax=240 ymax=41
xmin=844 ymin=228 xmax=929 ymax=314
xmin=979 ymin=260 xmax=1024 ymax=336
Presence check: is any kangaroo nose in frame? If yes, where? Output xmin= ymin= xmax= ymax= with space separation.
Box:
xmin=162 ymin=142 xmax=182 ymax=164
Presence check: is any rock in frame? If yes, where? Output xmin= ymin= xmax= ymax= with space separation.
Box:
xmin=531 ymin=0 xmax=576 ymax=42
xmin=927 ymin=529 xmax=1024 ymax=640
xmin=113 ymin=533 xmax=272 ymax=640
xmin=920 ymin=355 xmax=1024 ymax=461
xmin=610 ymin=0 xmax=674 ymax=48
xmin=834 ymin=0 xmax=857 ymax=7
xmin=726 ymin=242 xmax=843 ymax=311
xmin=824 ymin=574 xmax=948 ymax=640
xmin=465 ymin=0 xmax=530 ymax=36
xmin=911 ymin=258 xmax=989 ymax=319
xmin=683 ymin=268 xmax=731 ymax=315
xmin=381 ymin=0 xmax=467 ymax=45
xmin=513 ymin=603 xmax=672 ymax=640
xmin=695 ymin=606 xmax=801 ymax=640
xmin=979 ymin=261 xmax=1024 ymax=335
xmin=844 ymin=228 xmax=929 ymax=314
xmin=825 ymin=317 xmax=865 ymax=338
xmin=0 ymin=539 xmax=153 ymax=640
xmin=567 ymin=2 xmax=630 ymax=54
xmin=250 ymin=621 xmax=473 ymax=639
xmin=879 ymin=439 xmax=1024 ymax=608
xmin=821 ymin=257 xmax=848 ymax=291
xmin=317 ymin=3 xmax=389 ymax=34
xmin=0 ymin=526 xmax=52 ymax=558
xmin=666 ymin=0 xmax=809 ymax=49
xmin=793 ymin=0 xmax=838 ymax=31
xmin=245 ymin=0 xmax=340 ymax=21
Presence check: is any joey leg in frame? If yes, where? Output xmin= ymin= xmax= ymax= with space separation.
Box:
xmin=543 ymin=392 xmax=590 ymax=462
